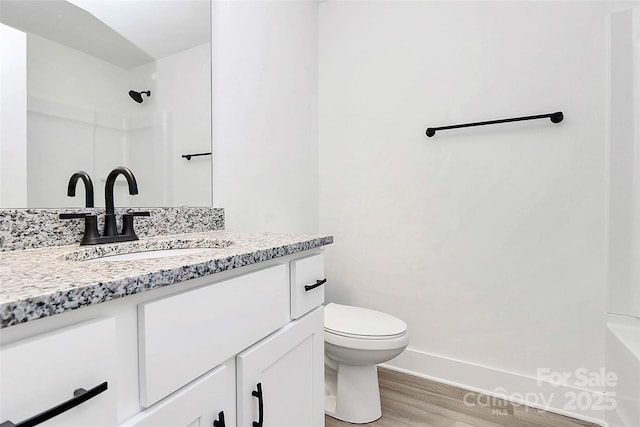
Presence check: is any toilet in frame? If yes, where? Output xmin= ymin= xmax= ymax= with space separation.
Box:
xmin=323 ymin=303 xmax=409 ymax=424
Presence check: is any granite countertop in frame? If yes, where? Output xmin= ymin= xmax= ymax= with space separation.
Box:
xmin=0 ymin=231 xmax=333 ymax=328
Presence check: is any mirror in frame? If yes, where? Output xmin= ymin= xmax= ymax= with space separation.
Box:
xmin=0 ymin=0 xmax=212 ymax=208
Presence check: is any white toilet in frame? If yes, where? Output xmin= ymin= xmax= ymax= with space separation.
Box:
xmin=324 ymin=303 xmax=409 ymax=424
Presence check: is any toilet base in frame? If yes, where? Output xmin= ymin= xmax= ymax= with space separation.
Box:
xmin=324 ymin=362 xmax=382 ymax=424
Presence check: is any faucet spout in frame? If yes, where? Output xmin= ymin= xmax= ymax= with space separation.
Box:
xmin=67 ymin=171 xmax=95 ymax=208
xmin=103 ymin=166 xmax=139 ymax=237
xmin=105 ymin=166 xmax=138 ymax=216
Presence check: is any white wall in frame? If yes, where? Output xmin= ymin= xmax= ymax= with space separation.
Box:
xmin=0 ymin=23 xmax=27 ymax=208
xmin=24 ymin=34 xmax=212 ymax=208
xmin=318 ymin=1 xmax=635 ymax=422
xmin=608 ymin=7 xmax=640 ymax=319
xmin=606 ymin=8 xmax=640 ymax=427
xmin=143 ymin=43 xmax=212 ymax=207
xmin=26 ymin=34 xmax=131 ymax=208
xmin=212 ymin=0 xmax=319 ymax=233
xmin=28 ymin=34 xmax=133 ymax=115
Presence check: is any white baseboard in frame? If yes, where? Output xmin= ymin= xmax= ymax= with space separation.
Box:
xmin=382 ymin=348 xmax=606 ymax=426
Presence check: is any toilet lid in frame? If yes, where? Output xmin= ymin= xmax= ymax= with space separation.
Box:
xmin=324 ymin=303 xmax=407 ymax=339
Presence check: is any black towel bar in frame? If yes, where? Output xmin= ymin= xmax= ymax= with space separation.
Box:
xmin=426 ymin=111 xmax=563 ymax=137
xmin=181 ymin=152 xmax=212 ymax=160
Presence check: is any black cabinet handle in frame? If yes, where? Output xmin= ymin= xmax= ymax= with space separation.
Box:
xmin=251 ymin=382 xmax=263 ymax=427
xmin=213 ymin=410 xmax=225 ymax=427
xmin=304 ymin=278 xmax=327 ymax=292
xmin=1 ymin=382 xmax=108 ymax=427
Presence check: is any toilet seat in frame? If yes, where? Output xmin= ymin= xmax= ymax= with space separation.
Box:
xmin=325 ymin=329 xmax=409 ymax=351
xmin=324 ymin=303 xmax=407 ymax=338
xmin=324 ymin=303 xmax=409 ymax=350
xmin=325 ymin=328 xmax=406 ymax=340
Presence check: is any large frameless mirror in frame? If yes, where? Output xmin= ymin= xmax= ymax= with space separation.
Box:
xmin=0 ymin=0 xmax=212 ymax=208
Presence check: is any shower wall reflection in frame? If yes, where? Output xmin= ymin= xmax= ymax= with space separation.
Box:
xmin=0 ymin=0 xmax=212 ymax=208
xmin=26 ymin=34 xmax=211 ymax=208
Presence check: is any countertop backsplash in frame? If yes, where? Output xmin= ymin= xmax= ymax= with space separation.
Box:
xmin=0 ymin=207 xmax=225 ymax=251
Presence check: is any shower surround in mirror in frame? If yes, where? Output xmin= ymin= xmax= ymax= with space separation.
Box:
xmin=26 ymin=36 xmax=210 ymax=208
xmin=0 ymin=207 xmax=224 ymax=251
xmin=0 ymin=0 xmax=212 ymax=208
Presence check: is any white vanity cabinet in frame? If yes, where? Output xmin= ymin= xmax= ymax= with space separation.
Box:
xmin=237 ymin=307 xmax=324 ymax=427
xmin=134 ymin=254 xmax=326 ymax=427
xmin=137 ymin=264 xmax=290 ymax=407
xmin=120 ymin=359 xmax=236 ymax=427
xmin=0 ymin=250 xmax=327 ymax=427
xmin=0 ymin=318 xmax=118 ymax=427
xmin=232 ymin=252 xmax=325 ymax=427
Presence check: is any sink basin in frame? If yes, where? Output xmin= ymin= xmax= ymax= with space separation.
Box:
xmin=60 ymin=238 xmax=235 ymax=262
xmin=87 ymin=248 xmax=208 ymax=262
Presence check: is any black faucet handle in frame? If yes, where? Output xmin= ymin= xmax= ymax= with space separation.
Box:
xmin=121 ymin=211 xmax=150 ymax=239
xmin=59 ymin=213 xmax=101 ymax=245
xmin=60 ymin=212 xmax=93 ymax=219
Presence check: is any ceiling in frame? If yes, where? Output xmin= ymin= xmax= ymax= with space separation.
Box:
xmin=0 ymin=0 xmax=210 ymax=69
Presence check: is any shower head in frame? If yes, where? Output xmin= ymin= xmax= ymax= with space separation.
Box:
xmin=129 ymin=90 xmax=151 ymax=103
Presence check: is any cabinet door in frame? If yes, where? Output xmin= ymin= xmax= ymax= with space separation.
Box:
xmin=120 ymin=358 xmax=236 ymax=427
xmin=0 ymin=318 xmax=117 ymax=427
xmin=139 ymin=264 xmax=289 ymax=407
xmin=237 ymin=307 xmax=324 ymax=427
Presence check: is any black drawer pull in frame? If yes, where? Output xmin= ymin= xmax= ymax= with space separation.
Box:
xmin=304 ymin=278 xmax=327 ymax=292
xmin=252 ymin=382 xmax=263 ymax=427
xmin=213 ymin=410 xmax=225 ymax=427
xmin=1 ymin=382 xmax=108 ymax=427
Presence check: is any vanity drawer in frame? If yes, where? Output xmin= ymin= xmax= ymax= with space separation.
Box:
xmin=290 ymin=253 xmax=326 ymax=319
xmin=138 ymin=264 xmax=290 ymax=407
xmin=0 ymin=318 xmax=117 ymax=427
xmin=121 ymin=358 xmax=235 ymax=427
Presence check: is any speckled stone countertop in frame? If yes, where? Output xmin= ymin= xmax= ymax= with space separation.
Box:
xmin=0 ymin=231 xmax=333 ymax=328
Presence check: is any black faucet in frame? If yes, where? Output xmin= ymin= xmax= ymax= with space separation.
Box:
xmin=67 ymin=171 xmax=94 ymax=208
xmin=104 ymin=166 xmax=139 ymax=237
xmin=61 ymin=171 xmax=100 ymax=245
xmin=59 ymin=167 xmax=149 ymax=245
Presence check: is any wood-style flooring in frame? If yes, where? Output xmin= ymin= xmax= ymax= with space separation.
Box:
xmin=325 ymin=367 xmax=602 ymax=427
